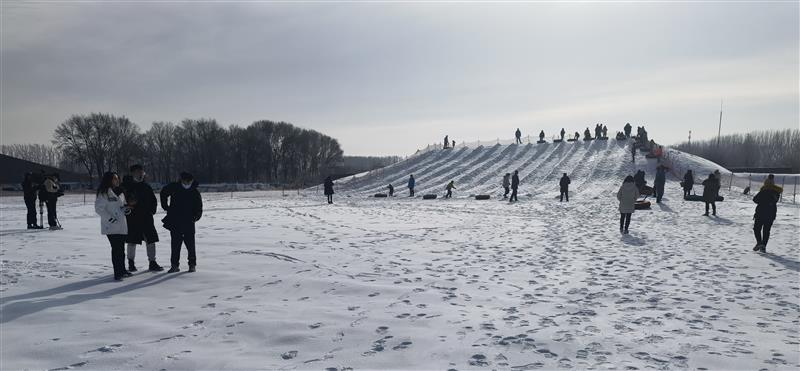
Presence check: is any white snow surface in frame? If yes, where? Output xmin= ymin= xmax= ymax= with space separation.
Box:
xmin=2 ymin=140 xmax=799 ymax=370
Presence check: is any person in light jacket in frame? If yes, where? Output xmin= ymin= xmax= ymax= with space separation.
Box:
xmin=617 ymin=175 xmax=640 ymax=234
xmin=95 ymin=171 xmax=132 ymax=281
xmin=502 ymin=173 xmax=511 ymax=199
xmin=445 ymin=180 xmax=456 ymax=198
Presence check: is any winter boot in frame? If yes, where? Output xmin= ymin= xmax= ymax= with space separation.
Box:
xmin=122 ymin=271 xmax=133 ymax=278
xmin=753 ymin=244 xmax=763 ymax=251
xmin=188 ymin=265 xmax=196 ymax=273
xmin=149 ymin=261 xmax=164 ymax=272
xmin=128 ymin=259 xmax=138 ymax=272
xmin=167 ymin=266 xmax=180 ymax=273
xmin=758 ymin=245 xmax=766 ymax=253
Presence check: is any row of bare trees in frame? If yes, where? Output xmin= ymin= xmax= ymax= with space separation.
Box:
xmin=673 ymin=129 xmax=800 ymax=172
xmin=48 ymin=113 xmax=343 ymax=185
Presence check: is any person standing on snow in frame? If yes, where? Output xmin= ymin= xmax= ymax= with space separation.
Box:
xmin=323 ymin=176 xmax=334 ymax=204
xmin=387 ymin=183 xmax=394 ymax=197
xmin=509 ymin=170 xmax=520 ymax=202
xmin=408 ymin=174 xmax=416 ymax=197
xmin=584 ymin=128 xmax=592 ymax=140
xmin=161 ymin=172 xmax=203 ymax=273
xmin=617 ymin=175 xmax=640 ymax=234
xmin=95 ymin=171 xmax=132 ymax=281
xmin=445 ymin=180 xmax=456 ymax=198
xmin=752 ymin=174 xmax=782 ymax=253
xmin=122 ymin=164 xmax=164 ymax=272
xmin=502 ymin=173 xmax=511 ymax=199
xmin=559 ymin=173 xmax=571 ymax=202
xmin=515 ymin=128 xmax=522 ymax=144
xmin=654 ymin=165 xmax=667 ymax=203
xmin=624 ymin=123 xmax=632 ymax=138
xmin=22 ymin=172 xmax=43 ymax=229
xmin=702 ymin=173 xmax=720 ymax=216
xmin=630 ymin=141 xmax=637 ymax=163
xmin=682 ymin=170 xmax=694 ymax=198
xmin=539 ymin=130 xmax=545 ymax=142
xmin=602 ymin=125 xmax=608 ymax=138
xmin=560 ymin=128 xmax=566 ymax=141
xmin=443 ymin=135 xmax=449 ymax=149
xmin=42 ymin=174 xmax=62 ymax=230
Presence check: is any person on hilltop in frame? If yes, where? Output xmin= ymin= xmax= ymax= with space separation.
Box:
xmin=121 ymin=164 xmax=164 ymax=272
xmin=752 ymin=174 xmax=783 ymax=253
xmin=560 ymin=128 xmax=566 ymax=141
xmin=559 ymin=173 xmax=571 ymax=202
xmin=682 ymin=169 xmax=694 ymax=198
xmin=539 ymin=130 xmax=545 ymax=142
xmin=161 ymin=172 xmax=203 ymax=273
xmin=584 ymin=128 xmax=592 ymax=140
xmin=515 ymin=128 xmax=522 ymax=144
xmin=602 ymin=125 xmax=608 ymax=138
xmin=574 ymin=132 xmax=580 ymax=140
xmin=408 ymin=174 xmax=416 ymax=197
xmin=445 ymin=180 xmax=456 ymax=198
xmin=624 ymin=123 xmax=632 ymax=138
xmin=502 ymin=173 xmax=511 ymax=199
xmin=94 ymin=171 xmax=132 ymax=281
xmin=324 ymin=176 xmax=335 ymax=204
xmin=443 ymin=135 xmax=449 ymax=149
xmin=617 ymin=175 xmax=640 ymax=234
xmin=702 ymin=173 xmax=720 ymax=216
xmin=509 ymin=170 xmax=520 ymax=203
xmin=630 ymin=140 xmax=637 ymax=163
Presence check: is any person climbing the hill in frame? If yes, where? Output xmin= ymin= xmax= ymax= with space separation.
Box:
xmin=654 ymin=165 xmax=667 ymax=203
xmin=624 ymin=123 xmax=632 ymax=138
xmin=539 ymin=130 xmax=545 ymax=142
xmin=408 ymin=174 xmax=416 ymax=197
xmin=560 ymin=128 xmax=565 ymax=141
xmin=515 ymin=128 xmax=522 ymax=144
xmin=161 ymin=172 xmax=203 ymax=273
xmin=502 ymin=173 xmax=511 ymax=199
xmin=443 ymin=135 xmax=449 ymax=149
xmin=702 ymin=173 xmax=720 ymax=216
xmin=630 ymin=141 xmax=637 ymax=163
xmin=452 ymin=139 xmax=455 ymax=148
xmin=584 ymin=128 xmax=592 ymax=140
xmin=510 ymin=170 xmax=520 ymax=203
xmin=682 ymin=170 xmax=694 ymax=198
xmin=445 ymin=180 xmax=456 ymax=198
xmin=559 ymin=173 xmax=571 ymax=202
xmin=752 ymin=174 xmax=782 ymax=253
xmin=324 ymin=176 xmax=334 ymax=204
xmin=95 ymin=171 xmax=132 ymax=281
xmin=617 ymin=175 xmax=639 ymax=234
xmin=387 ymin=183 xmax=394 ymax=197
xmin=122 ymin=164 xmax=164 ymax=272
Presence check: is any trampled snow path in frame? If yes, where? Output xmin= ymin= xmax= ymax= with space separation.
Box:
xmin=1 ymin=186 xmax=798 ymax=370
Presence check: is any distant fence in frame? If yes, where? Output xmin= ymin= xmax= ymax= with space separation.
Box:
xmin=663 ymin=149 xmax=798 ymax=204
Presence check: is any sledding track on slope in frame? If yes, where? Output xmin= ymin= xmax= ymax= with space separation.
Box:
xmin=336 ymin=139 xmax=725 ymax=199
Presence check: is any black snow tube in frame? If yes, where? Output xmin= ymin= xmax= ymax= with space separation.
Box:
xmin=475 ymin=195 xmax=490 ymax=200
xmin=374 ymin=193 xmax=388 ymax=198
xmin=422 ymin=194 xmax=437 ymax=200
xmin=635 ymin=200 xmax=651 ymax=210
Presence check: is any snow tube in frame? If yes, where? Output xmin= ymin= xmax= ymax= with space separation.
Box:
xmin=536 ymin=140 xmax=546 ymax=144
xmin=374 ymin=193 xmax=388 ymax=198
xmin=422 ymin=194 xmax=437 ymax=200
xmin=567 ymin=138 xmax=578 ymax=142
xmin=684 ymin=195 xmax=724 ymax=202
xmin=583 ymin=137 xmax=595 ymax=141
xmin=635 ymin=200 xmax=651 ymax=210
xmin=553 ymin=139 xmax=564 ymax=143
xmin=475 ymin=195 xmax=490 ymax=200
xmin=597 ymin=137 xmax=609 ymax=141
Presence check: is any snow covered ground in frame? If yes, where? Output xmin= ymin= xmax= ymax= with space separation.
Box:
xmin=2 ymin=142 xmax=799 ymax=370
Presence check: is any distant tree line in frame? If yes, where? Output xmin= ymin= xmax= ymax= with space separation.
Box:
xmin=45 ymin=113 xmax=343 ymax=185
xmin=673 ymin=129 xmax=800 ymax=172
xmin=0 ymin=144 xmax=63 ymax=167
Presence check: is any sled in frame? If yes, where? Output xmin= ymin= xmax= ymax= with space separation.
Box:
xmin=374 ymin=193 xmax=388 ymax=198
xmin=634 ymin=200 xmax=651 ymax=210
xmin=684 ymin=194 xmax=724 ymax=202
xmin=597 ymin=137 xmax=609 ymax=141
xmin=567 ymin=138 xmax=578 ymax=142
xmin=553 ymin=139 xmax=564 ymax=143
xmin=536 ymin=140 xmax=546 ymax=144
xmin=583 ymin=137 xmax=595 ymax=141
xmin=422 ymin=194 xmax=437 ymax=200
xmin=475 ymin=195 xmax=491 ymax=200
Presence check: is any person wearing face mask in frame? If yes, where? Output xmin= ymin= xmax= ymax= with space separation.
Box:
xmin=160 ymin=172 xmax=203 ymax=273
xmin=122 ymin=164 xmax=163 ymax=272
xmin=95 ymin=171 xmax=133 ymax=281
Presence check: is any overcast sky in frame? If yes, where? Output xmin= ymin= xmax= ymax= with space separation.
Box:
xmin=1 ymin=1 xmax=797 ymax=156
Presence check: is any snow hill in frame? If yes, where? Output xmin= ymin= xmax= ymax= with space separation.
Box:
xmin=334 ymin=139 xmax=730 ymax=199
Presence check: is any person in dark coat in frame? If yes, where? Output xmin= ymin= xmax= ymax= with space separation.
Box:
xmin=594 ymin=124 xmax=602 ymax=139
xmin=701 ymin=173 xmax=720 ymax=216
xmin=654 ymin=165 xmax=667 ymax=203
xmin=41 ymin=173 xmax=62 ymax=229
xmin=574 ymin=132 xmax=580 ymax=140
xmin=22 ymin=172 xmax=43 ymax=229
xmin=515 ymin=128 xmax=522 ymax=144
xmin=509 ymin=170 xmax=520 ymax=203
xmin=443 ymin=135 xmax=449 ymax=149
xmin=445 ymin=180 xmax=456 ymax=198
xmin=584 ymin=128 xmax=592 ymax=140
xmin=161 ymin=172 xmax=203 ymax=273
xmin=633 ymin=170 xmax=646 ymax=192
xmin=408 ymin=175 xmax=416 ymax=197
xmin=559 ymin=173 xmax=571 ymax=202
xmin=539 ymin=130 xmax=545 ymax=142
xmin=752 ymin=175 xmax=782 ymax=252
xmin=324 ymin=176 xmax=334 ymax=204
xmin=630 ymin=141 xmax=637 ymax=163
xmin=624 ymin=123 xmax=632 ymax=138
xmin=682 ymin=170 xmax=694 ymax=198
xmin=560 ymin=128 xmax=565 ymax=141
xmin=387 ymin=183 xmax=394 ymax=197
xmin=122 ymin=165 xmax=163 ymax=272
xmin=602 ymin=125 xmax=608 ymax=138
